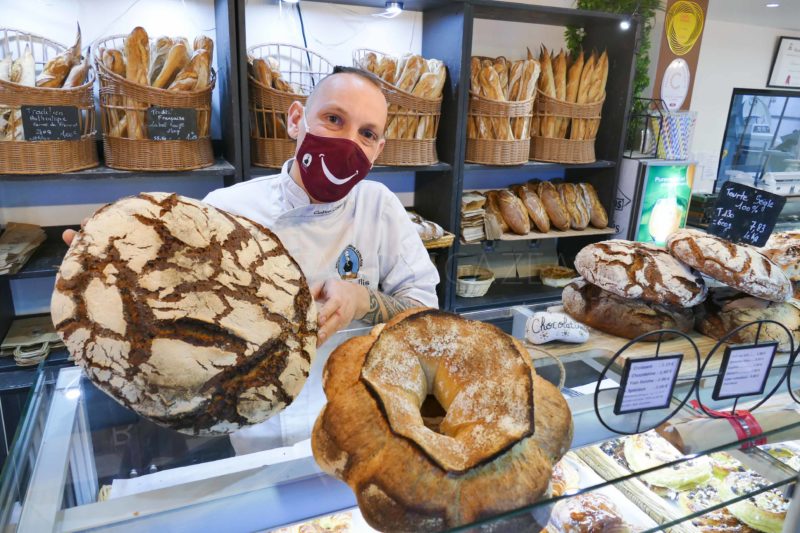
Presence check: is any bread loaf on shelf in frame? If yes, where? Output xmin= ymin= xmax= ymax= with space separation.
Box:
xmin=536 ymin=181 xmax=570 ymax=231
xmin=123 ymin=26 xmax=149 ymax=140
xmin=148 ymin=36 xmax=173 ymax=86
xmin=558 ymin=183 xmax=590 ymax=230
xmin=497 ymin=189 xmax=530 ymax=235
xmin=36 ymin=23 xmax=81 ymax=88
xmin=513 ymin=184 xmax=550 ymax=233
xmin=152 ymin=41 xmax=190 ymax=89
xmin=579 ymin=183 xmax=608 ymax=228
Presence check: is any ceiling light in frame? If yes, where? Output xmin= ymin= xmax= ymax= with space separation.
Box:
xmin=620 ymin=19 xmax=631 ymax=30
xmin=386 ymin=1 xmax=404 ymax=15
xmin=282 ymin=0 xmax=300 ymax=4
xmin=766 ymin=3 xmax=780 ymax=7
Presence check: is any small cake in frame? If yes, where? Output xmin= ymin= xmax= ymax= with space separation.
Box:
xmin=719 ymin=471 xmax=789 ymax=533
xmin=623 ymin=432 xmax=712 ymax=492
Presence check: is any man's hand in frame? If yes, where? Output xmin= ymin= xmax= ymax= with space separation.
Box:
xmin=310 ymin=279 xmax=369 ymax=346
xmin=62 ymin=217 xmax=89 ymax=246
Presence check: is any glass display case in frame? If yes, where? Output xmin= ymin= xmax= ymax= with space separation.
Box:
xmin=1 ymin=303 xmax=799 ymax=532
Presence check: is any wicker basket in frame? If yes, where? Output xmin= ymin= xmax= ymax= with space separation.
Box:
xmin=465 ymin=92 xmax=534 ymax=166
xmin=353 ymin=49 xmax=443 ymax=166
xmin=456 ymin=265 xmax=495 ymax=298
xmin=423 ymin=231 xmax=455 ymax=250
xmin=0 ymin=28 xmax=98 ymax=174
xmin=249 ymin=43 xmax=333 ymax=169
xmin=94 ymin=34 xmax=215 ymax=171
xmin=530 ymin=90 xmax=604 ymax=164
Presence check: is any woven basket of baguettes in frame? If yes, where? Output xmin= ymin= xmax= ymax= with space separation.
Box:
xmin=94 ymin=28 xmax=215 ymax=171
xmin=467 ymin=56 xmax=540 ymax=166
xmin=530 ymin=46 xmax=608 ymax=164
xmin=354 ymin=49 xmax=446 ymax=166
xmin=0 ymin=26 xmax=98 ymax=174
xmin=248 ymin=43 xmax=333 ymax=169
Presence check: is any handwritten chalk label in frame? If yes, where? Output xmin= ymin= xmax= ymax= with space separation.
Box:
xmin=147 ymin=107 xmax=198 ymax=141
xmin=708 ymin=182 xmax=786 ymax=247
xmin=614 ymin=354 xmax=682 ymax=415
xmin=713 ymin=342 xmax=778 ymax=401
xmin=21 ymin=105 xmax=81 ymax=141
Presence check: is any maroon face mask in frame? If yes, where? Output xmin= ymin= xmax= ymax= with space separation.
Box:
xmin=295 ymin=114 xmax=372 ymax=203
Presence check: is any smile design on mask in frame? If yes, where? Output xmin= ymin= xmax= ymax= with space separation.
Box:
xmin=296 ymin=113 xmax=372 ymax=203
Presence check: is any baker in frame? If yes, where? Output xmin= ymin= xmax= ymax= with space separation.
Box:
xmin=63 ymin=66 xmax=439 ymax=452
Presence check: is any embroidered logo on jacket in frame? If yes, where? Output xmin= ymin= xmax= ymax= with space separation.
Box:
xmin=336 ymin=245 xmax=363 ymax=282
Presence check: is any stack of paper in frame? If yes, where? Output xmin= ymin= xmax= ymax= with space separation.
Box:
xmin=0 ymin=223 xmax=46 ymax=276
xmin=461 ymin=191 xmax=486 ymax=244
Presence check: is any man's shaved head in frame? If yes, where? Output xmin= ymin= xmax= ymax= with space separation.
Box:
xmin=306 ymin=66 xmax=387 ymax=111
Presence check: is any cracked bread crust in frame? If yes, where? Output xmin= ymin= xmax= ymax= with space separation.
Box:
xmin=574 ymin=240 xmax=707 ymax=308
xmin=760 ymin=231 xmax=800 ymax=281
xmin=312 ymin=309 xmax=572 ymax=532
xmin=562 ymin=279 xmax=694 ymax=340
xmin=51 ymin=192 xmax=317 ymax=435
xmin=667 ymin=229 xmax=792 ymax=302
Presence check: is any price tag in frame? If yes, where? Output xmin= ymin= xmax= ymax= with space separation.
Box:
xmin=147 ymin=107 xmax=198 ymax=141
xmin=708 ymin=182 xmax=786 ymax=247
xmin=614 ymin=354 xmax=683 ymax=415
xmin=21 ymin=105 xmax=81 ymax=141
xmin=713 ymin=342 xmax=778 ymax=401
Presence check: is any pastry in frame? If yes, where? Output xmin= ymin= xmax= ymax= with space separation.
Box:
xmin=152 ymin=41 xmax=190 ymax=89
xmin=575 ymin=240 xmax=707 ymax=308
xmin=579 ymin=183 xmax=608 ymax=229
xmin=497 ymin=189 xmax=530 ymax=235
xmin=513 ymin=184 xmax=550 ymax=233
xmin=760 ymin=231 xmax=800 ymax=281
xmin=537 ymin=181 xmax=571 ymax=231
xmin=761 ymin=444 xmax=800 ymax=471
xmin=562 ymin=279 xmax=694 ymax=340
xmin=312 ymin=309 xmax=573 ymax=532
xmin=51 ymin=193 xmax=317 ymax=435
xmin=548 ymin=493 xmax=631 ymax=533
xmin=678 ymin=480 xmax=756 ymax=533
xmin=550 ymin=457 xmax=580 ymax=497
xmin=710 ymin=452 xmax=747 ymax=479
xmin=695 ymin=288 xmax=799 ymax=352
xmin=719 ymin=471 xmax=789 ymax=533
xmin=123 ymin=27 xmax=149 ymax=139
xmin=540 ymin=265 xmax=578 ymax=288
xmin=558 ymin=183 xmax=590 ymax=230
xmin=623 ymin=432 xmax=712 ymax=492
xmin=667 ymin=229 xmax=792 ymax=302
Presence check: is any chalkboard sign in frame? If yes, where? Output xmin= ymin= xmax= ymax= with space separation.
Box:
xmin=21 ymin=105 xmax=81 ymax=141
xmin=708 ymin=182 xmax=786 ymax=247
xmin=613 ymin=353 xmax=683 ymax=415
xmin=147 ymin=107 xmax=198 ymax=141
xmin=712 ymin=342 xmax=778 ymax=401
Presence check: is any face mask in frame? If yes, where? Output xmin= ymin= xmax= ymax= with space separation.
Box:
xmin=295 ymin=112 xmax=372 ymax=203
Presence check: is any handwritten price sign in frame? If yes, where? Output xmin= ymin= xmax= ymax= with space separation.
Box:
xmin=708 ymin=182 xmax=785 ymax=247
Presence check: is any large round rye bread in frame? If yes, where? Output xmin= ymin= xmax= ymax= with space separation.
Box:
xmin=51 ymin=193 xmax=317 ymax=435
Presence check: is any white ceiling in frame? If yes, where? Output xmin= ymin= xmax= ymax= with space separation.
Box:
xmin=706 ymin=0 xmax=800 ymax=31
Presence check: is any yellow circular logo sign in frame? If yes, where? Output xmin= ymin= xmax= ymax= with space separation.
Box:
xmin=666 ymin=1 xmax=705 ymax=56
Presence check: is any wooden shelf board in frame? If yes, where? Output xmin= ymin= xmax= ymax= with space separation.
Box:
xmin=496 ymin=226 xmax=616 ymax=241
xmin=463 ymin=159 xmax=616 ymax=173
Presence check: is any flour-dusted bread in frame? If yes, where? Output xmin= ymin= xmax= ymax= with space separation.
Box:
xmin=574 ymin=240 xmax=707 ymax=308
xmin=51 ymin=193 xmax=317 ymax=435
xmin=312 ymin=309 xmax=572 ymax=532
xmin=760 ymin=231 xmax=800 ymax=281
xmin=695 ymin=288 xmax=800 ymax=352
xmin=667 ymin=229 xmax=792 ymax=302
xmin=562 ymin=279 xmax=694 ymax=340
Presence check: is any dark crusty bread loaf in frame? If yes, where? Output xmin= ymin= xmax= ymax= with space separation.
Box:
xmin=760 ymin=231 xmax=800 ymax=281
xmin=51 ymin=193 xmax=317 ymax=435
xmin=562 ymin=279 xmax=694 ymax=340
xmin=575 ymin=240 xmax=707 ymax=308
xmin=695 ymin=288 xmax=799 ymax=352
xmin=667 ymin=229 xmax=792 ymax=302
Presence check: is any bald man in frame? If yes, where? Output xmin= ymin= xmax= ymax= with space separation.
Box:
xmin=204 ymin=67 xmax=439 ymax=346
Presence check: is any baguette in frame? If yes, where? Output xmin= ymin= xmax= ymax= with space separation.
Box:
xmin=497 ymin=189 xmax=530 ymax=235
xmin=124 ymin=26 xmax=149 ymax=139
xmin=479 ymin=65 xmax=513 ymax=140
xmin=579 ymin=183 xmax=608 ymax=228
xmin=102 ymin=49 xmax=126 ymax=138
xmin=507 ymin=60 xmax=524 ymax=101
xmin=168 ymin=48 xmax=210 ymax=91
xmin=414 ymin=65 xmax=447 ymax=139
xmin=0 ymin=57 xmax=11 ymax=82
xmin=511 ymin=59 xmax=540 ymax=139
xmin=562 ymin=50 xmax=584 ymax=138
xmin=513 ymin=184 xmax=550 ymax=233
xmin=395 ymin=52 xmax=412 ymax=81
xmin=102 ymin=49 xmax=126 ymax=76
xmin=193 ymin=35 xmax=214 ymax=58
xmin=396 ymin=54 xmax=427 ymax=93
xmin=538 ymin=46 xmax=557 ymax=137
xmin=536 ymin=180 xmax=570 ymax=231
xmin=63 ymin=46 xmax=91 ymax=88
xmin=360 ymin=52 xmax=378 ymax=74
xmin=493 ymin=56 xmax=509 ymax=99
xmin=572 ymin=51 xmax=596 ymax=140
xmin=4 ymin=46 xmax=34 ymax=140
xmin=36 ymin=23 xmax=81 ymax=88
xmin=251 ymin=57 xmax=272 ymax=86
xmin=152 ymin=42 xmax=190 ymax=89
xmin=552 ymin=50 xmax=567 ymax=138
xmin=148 ymin=36 xmax=173 ymax=85
xmin=588 ymin=50 xmax=609 ymax=139
xmin=377 ymin=55 xmax=398 ymax=85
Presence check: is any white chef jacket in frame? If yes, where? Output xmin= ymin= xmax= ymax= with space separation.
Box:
xmin=203 ymin=160 xmax=439 ymax=453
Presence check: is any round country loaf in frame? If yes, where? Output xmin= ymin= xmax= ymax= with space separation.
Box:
xmin=694 ymin=288 xmax=799 ymax=352
xmin=312 ymin=309 xmax=572 ymax=532
xmin=51 ymin=192 xmax=317 ymax=435
xmin=760 ymin=231 xmax=800 ymax=282
xmin=562 ymin=279 xmax=694 ymax=340
xmin=667 ymin=229 xmax=792 ymax=302
xmin=574 ymin=240 xmax=707 ymax=308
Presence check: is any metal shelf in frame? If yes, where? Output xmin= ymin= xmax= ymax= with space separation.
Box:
xmin=0 ymin=158 xmax=235 ymax=182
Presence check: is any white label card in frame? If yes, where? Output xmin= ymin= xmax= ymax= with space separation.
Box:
xmin=713 ymin=343 xmax=778 ymax=401
xmin=614 ymin=354 xmax=682 ymax=415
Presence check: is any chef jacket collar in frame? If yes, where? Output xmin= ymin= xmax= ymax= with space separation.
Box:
xmin=278 ymin=159 xmax=349 ymax=219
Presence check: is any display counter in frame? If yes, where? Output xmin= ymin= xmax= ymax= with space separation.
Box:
xmin=1 ymin=302 xmax=799 ymax=532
